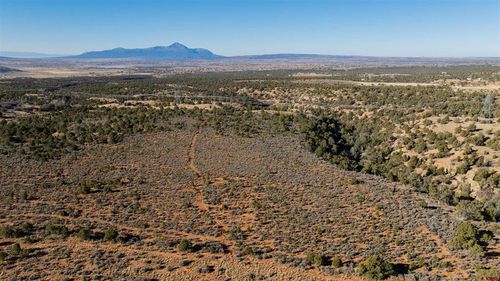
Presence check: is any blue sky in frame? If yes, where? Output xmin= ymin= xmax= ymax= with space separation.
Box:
xmin=0 ymin=0 xmax=499 ymax=57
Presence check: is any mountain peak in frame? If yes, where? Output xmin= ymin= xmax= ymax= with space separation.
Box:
xmin=73 ymin=43 xmax=221 ymax=60
xmin=168 ymin=42 xmax=188 ymax=49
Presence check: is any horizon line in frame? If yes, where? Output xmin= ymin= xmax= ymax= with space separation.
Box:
xmin=2 ymin=53 xmax=500 ymax=59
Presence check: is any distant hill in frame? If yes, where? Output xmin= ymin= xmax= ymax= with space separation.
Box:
xmin=237 ymin=54 xmax=350 ymax=60
xmin=71 ymin=43 xmax=221 ymax=60
xmin=235 ymin=53 xmax=500 ymax=63
xmin=0 ymin=66 xmax=22 ymax=73
xmin=0 ymin=52 xmax=65 ymax=58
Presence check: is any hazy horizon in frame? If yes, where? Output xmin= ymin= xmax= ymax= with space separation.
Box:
xmin=1 ymin=0 xmax=499 ymax=57
xmin=2 ymin=45 xmax=500 ymax=59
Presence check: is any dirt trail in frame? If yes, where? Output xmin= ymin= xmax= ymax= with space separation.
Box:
xmin=188 ymin=133 xmax=209 ymax=212
xmin=186 ymin=133 xmax=237 ymax=250
xmin=188 ymin=134 xmax=202 ymax=177
xmin=185 ymin=134 xmax=267 ymax=255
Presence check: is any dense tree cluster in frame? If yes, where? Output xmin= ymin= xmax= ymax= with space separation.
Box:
xmin=0 ymin=107 xmax=185 ymax=160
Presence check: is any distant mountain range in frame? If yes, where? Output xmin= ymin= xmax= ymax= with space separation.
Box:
xmin=70 ymin=42 xmax=221 ymax=60
xmin=1 ymin=43 xmax=499 ymax=61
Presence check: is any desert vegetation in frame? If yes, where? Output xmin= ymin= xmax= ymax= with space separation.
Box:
xmin=0 ymin=65 xmax=499 ymax=280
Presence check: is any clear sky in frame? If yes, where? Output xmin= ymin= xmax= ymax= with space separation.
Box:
xmin=0 ymin=0 xmax=499 ymax=57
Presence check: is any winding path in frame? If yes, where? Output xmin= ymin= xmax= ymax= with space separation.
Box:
xmin=188 ymin=133 xmax=202 ymax=178
xmin=187 ymin=133 xmax=209 ymax=212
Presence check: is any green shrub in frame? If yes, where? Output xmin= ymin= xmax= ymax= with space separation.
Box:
xmin=228 ymin=226 xmax=245 ymax=240
xmin=332 ymin=256 xmax=343 ymax=268
xmin=45 ymin=222 xmax=69 ymax=237
xmin=76 ymin=228 xmax=92 ymax=240
xmin=450 ymin=221 xmax=485 ymax=257
xmin=10 ymin=243 xmax=21 ymax=255
xmin=357 ymin=255 xmax=395 ymax=280
xmin=103 ymin=227 xmax=118 ymax=241
xmin=7 ymin=243 xmax=29 ymax=258
xmin=349 ymin=177 xmax=361 ymax=185
xmin=475 ymin=266 xmax=500 ymax=280
xmin=483 ymin=204 xmax=499 ymax=222
xmin=0 ymin=223 xmax=33 ymax=238
xmin=450 ymin=221 xmax=478 ymax=250
xmin=178 ymin=239 xmax=192 ymax=252
xmin=469 ymin=244 xmax=485 ymax=258
xmin=486 ymin=138 xmax=500 ymax=150
xmin=306 ymin=252 xmax=326 ymax=266
xmin=455 ymin=184 xmax=472 ymax=199
xmin=409 ymin=256 xmax=426 ymax=270
xmin=473 ymin=168 xmax=494 ymax=183
xmin=241 ymin=246 xmax=254 ymax=256
xmin=456 ymin=200 xmax=484 ymax=221
xmin=456 ymin=162 xmax=470 ymax=174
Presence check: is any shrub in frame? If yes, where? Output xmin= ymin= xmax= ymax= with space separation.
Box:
xmin=178 ymin=239 xmax=192 ymax=252
xmin=45 ymin=222 xmax=69 ymax=237
xmin=455 ymin=184 xmax=472 ymax=199
xmin=103 ymin=227 xmax=118 ymax=241
xmin=357 ymin=255 xmax=395 ymax=280
xmin=486 ymin=138 xmax=500 ymax=150
xmin=0 ymin=226 xmax=15 ymax=238
xmin=306 ymin=252 xmax=326 ymax=266
xmin=483 ymin=204 xmax=499 ymax=222
xmin=475 ymin=266 xmax=500 ymax=280
xmin=472 ymin=134 xmax=488 ymax=146
xmin=0 ymin=223 xmax=33 ymax=238
xmin=78 ymin=183 xmax=91 ymax=194
xmin=469 ymin=244 xmax=485 ymax=258
xmin=349 ymin=177 xmax=361 ymax=185
xmin=450 ymin=221 xmax=485 ymax=257
xmin=456 ymin=200 xmax=484 ymax=221
xmin=409 ymin=256 xmax=426 ymax=270
xmin=332 ymin=256 xmax=343 ymax=268
xmin=456 ymin=162 xmax=470 ymax=174
xmin=78 ymin=180 xmax=102 ymax=194
xmin=241 ymin=246 xmax=254 ymax=256
xmin=19 ymin=190 xmax=29 ymax=201
xmin=228 ymin=226 xmax=245 ymax=240
xmin=473 ymin=168 xmax=494 ymax=183
xmin=7 ymin=243 xmax=28 ymax=258
xmin=450 ymin=221 xmax=478 ymax=250
xmin=20 ymin=222 xmax=34 ymax=234
xmin=76 ymin=228 xmax=92 ymax=240
xmin=10 ymin=243 xmax=21 ymax=255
